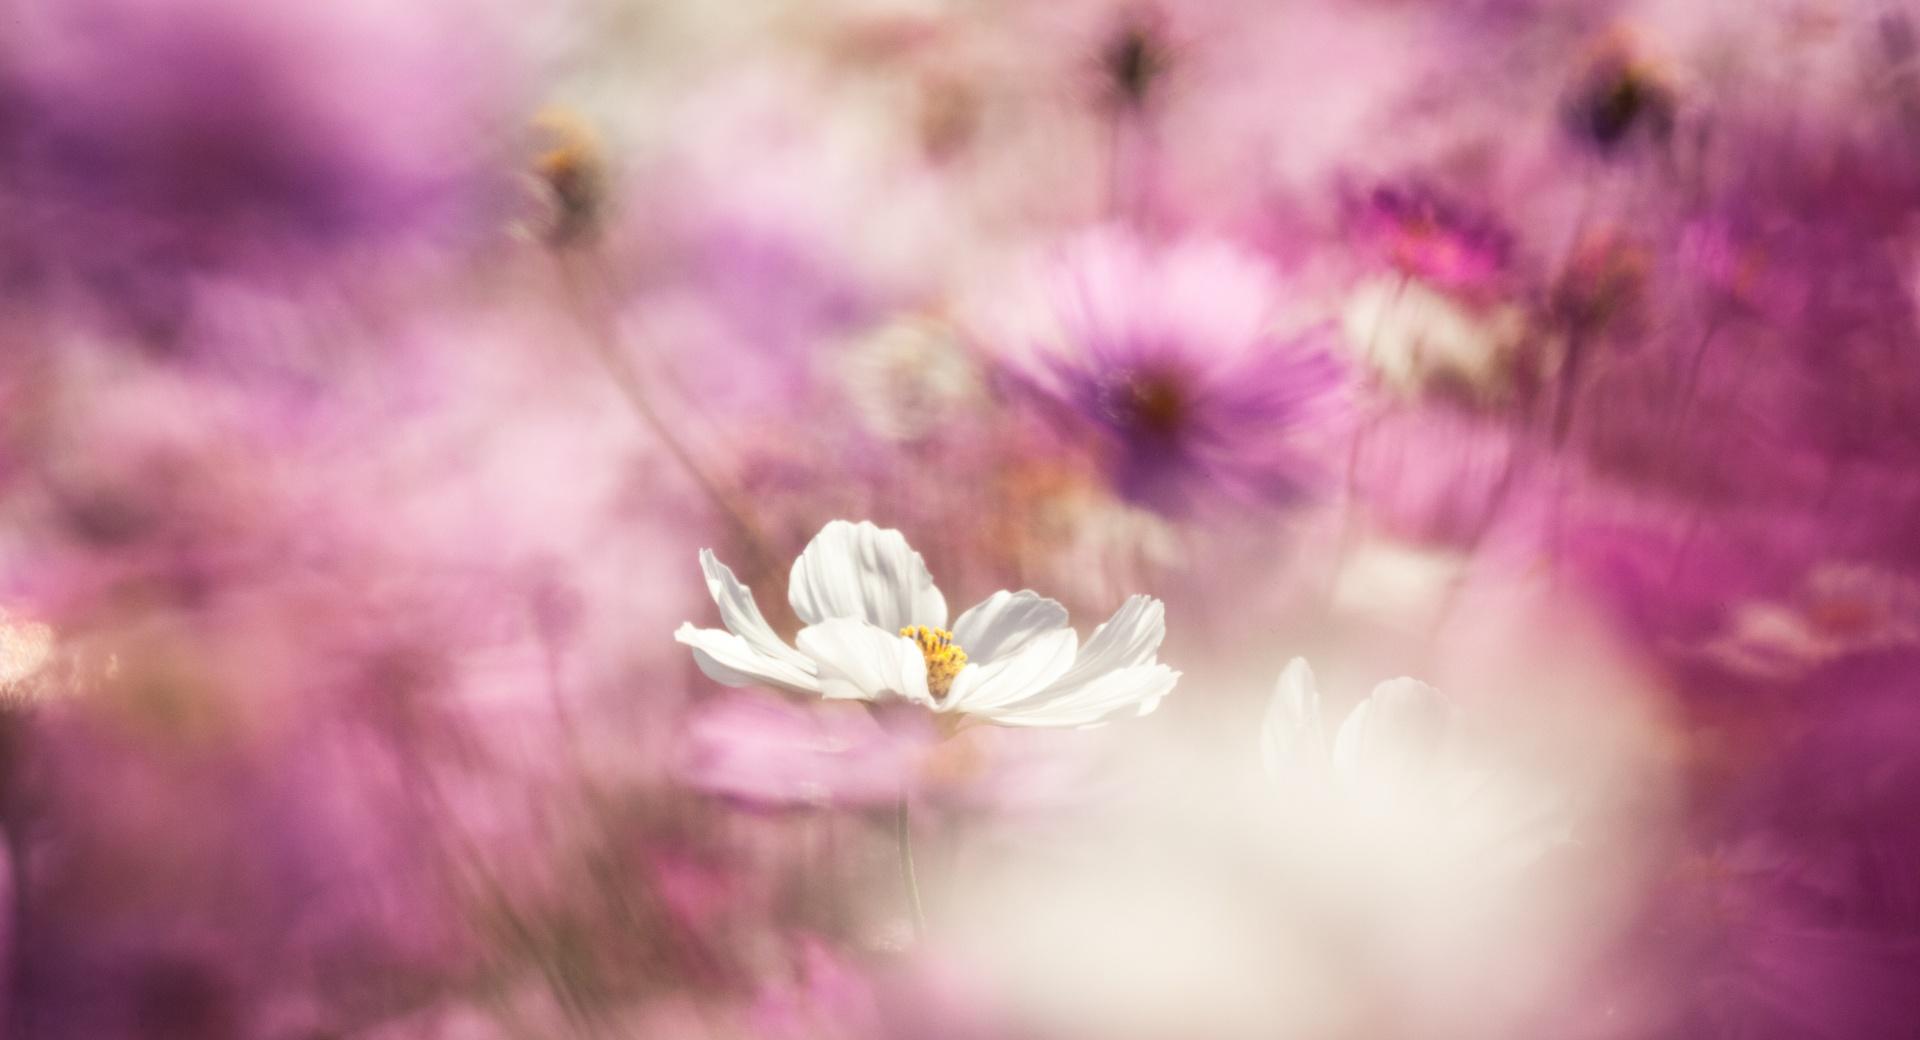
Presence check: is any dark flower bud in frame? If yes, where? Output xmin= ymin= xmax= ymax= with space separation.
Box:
xmin=530 ymin=108 xmax=608 ymax=247
xmin=1564 ymin=35 xmax=1675 ymax=155
xmin=1101 ymin=16 xmax=1171 ymax=110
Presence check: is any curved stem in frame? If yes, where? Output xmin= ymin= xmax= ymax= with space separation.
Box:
xmin=1 ymin=712 xmax=31 ymax=1039
xmin=551 ymin=250 xmax=780 ymax=585
xmin=1550 ymin=328 xmax=1587 ymax=446
xmin=4 ymin=819 xmax=26 ymax=1039
xmin=1666 ymin=315 xmax=1722 ymax=446
xmin=894 ymin=796 xmax=926 ymax=942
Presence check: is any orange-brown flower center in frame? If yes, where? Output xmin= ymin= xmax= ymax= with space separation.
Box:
xmin=900 ymin=625 xmax=967 ymax=700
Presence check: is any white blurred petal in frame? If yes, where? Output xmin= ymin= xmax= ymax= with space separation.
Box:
xmin=1262 ymin=657 xmax=1327 ymax=779
xmin=1331 ymin=677 xmax=1454 ymax=807
xmin=1042 ymin=595 xmax=1165 ymax=697
xmin=953 ymin=589 xmax=1070 ymax=664
xmin=699 ymin=548 xmax=811 ymax=670
xmin=794 ymin=617 xmax=934 ymax=705
xmin=982 ymin=663 xmax=1180 ymax=728
xmin=674 ymin=623 xmax=821 ymax=694
xmin=787 ymin=520 xmax=947 ymax=632
xmin=944 ymin=627 xmax=1079 ymax=714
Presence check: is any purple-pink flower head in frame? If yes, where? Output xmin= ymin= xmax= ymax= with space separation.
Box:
xmin=1549 ymin=227 xmax=1653 ymax=339
xmin=1349 ymin=182 xmax=1511 ymax=293
xmin=0 ymin=0 xmax=528 ymax=272
xmin=1675 ymin=218 xmax=1807 ymax=321
xmin=982 ymin=230 xmax=1347 ymax=513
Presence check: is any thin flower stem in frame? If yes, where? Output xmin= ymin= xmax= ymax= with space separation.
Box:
xmin=551 ymin=251 xmax=780 ymax=585
xmin=5 ymin=820 xmax=29 ymax=1039
xmin=1 ymin=712 xmax=32 ymax=1040
xmin=895 ymin=795 xmax=927 ymax=942
xmin=1666 ymin=314 xmax=1722 ymax=445
xmin=1550 ymin=327 xmax=1587 ymax=446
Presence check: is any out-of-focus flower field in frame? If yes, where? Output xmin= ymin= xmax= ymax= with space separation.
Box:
xmin=2 ymin=0 xmax=1919 ymax=1036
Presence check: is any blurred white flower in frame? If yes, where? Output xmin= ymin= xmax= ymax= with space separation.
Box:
xmin=676 ymin=520 xmax=1178 ymax=728
xmin=1327 ymin=537 xmax=1471 ymax=632
xmin=1340 ymin=276 xmax=1525 ymax=402
xmin=0 ymin=608 xmax=55 ymax=706
xmin=1700 ymin=563 xmax=1920 ymax=679
xmin=1263 ymin=657 xmax=1568 ymax=872
xmin=835 ymin=317 xmax=983 ymax=442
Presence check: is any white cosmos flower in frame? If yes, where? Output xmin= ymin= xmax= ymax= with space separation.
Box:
xmin=1262 ymin=657 xmax=1567 ymax=872
xmin=1340 ymin=276 xmax=1525 ymax=402
xmin=1699 ymin=562 xmax=1920 ymax=680
xmin=0 ymin=607 xmax=53 ymax=707
xmin=674 ymin=520 xmax=1179 ymax=728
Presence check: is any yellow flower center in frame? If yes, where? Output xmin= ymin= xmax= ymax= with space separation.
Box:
xmin=530 ymin=107 xmax=605 ymax=245
xmin=900 ymin=625 xmax=967 ymax=700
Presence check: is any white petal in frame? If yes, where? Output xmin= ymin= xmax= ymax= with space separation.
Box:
xmin=952 ymin=590 xmax=1070 ymax=664
xmin=675 ymin=624 xmax=821 ymax=694
xmin=794 ymin=618 xmax=934 ymax=705
xmin=981 ymin=596 xmax=1174 ymax=726
xmin=1331 ymin=677 xmax=1454 ymax=802
xmin=1261 ymin=657 xmax=1326 ymax=779
xmin=1038 ymin=595 xmax=1166 ymax=699
xmin=699 ymin=549 xmax=811 ymax=670
xmin=976 ymin=664 xmax=1180 ymax=728
xmin=943 ymin=628 xmax=1078 ymax=714
xmin=788 ymin=520 xmax=948 ymax=632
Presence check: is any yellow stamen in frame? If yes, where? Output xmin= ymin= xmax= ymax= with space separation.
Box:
xmin=530 ymin=107 xmax=605 ymax=245
xmin=900 ymin=625 xmax=967 ymax=700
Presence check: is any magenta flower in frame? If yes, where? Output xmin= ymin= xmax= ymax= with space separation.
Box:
xmin=981 ymin=229 xmax=1348 ymax=513
xmin=674 ymin=692 xmax=920 ymax=810
xmin=0 ymin=0 xmax=528 ymax=280
xmin=1348 ymin=182 xmax=1511 ymax=293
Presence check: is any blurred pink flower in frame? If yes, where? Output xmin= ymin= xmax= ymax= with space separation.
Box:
xmin=979 ymin=229 xmax=1349 ymax=513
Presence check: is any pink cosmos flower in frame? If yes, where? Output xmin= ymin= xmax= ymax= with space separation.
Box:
xmin=979 ymin=229 xmax=1348 ymax=513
